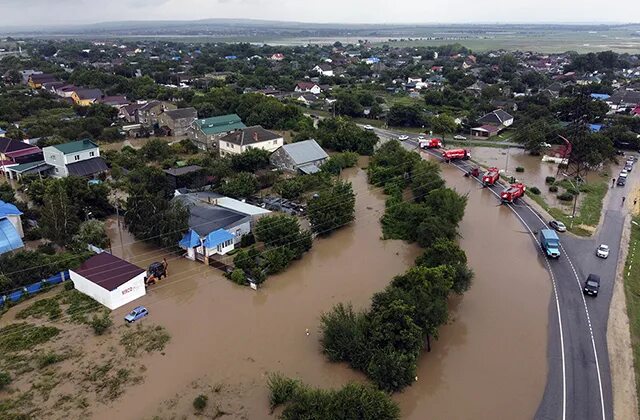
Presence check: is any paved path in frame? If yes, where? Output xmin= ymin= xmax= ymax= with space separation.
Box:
xmin=392 ymin=133 xmax=634 ymax=420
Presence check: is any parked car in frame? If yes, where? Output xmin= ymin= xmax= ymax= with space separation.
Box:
xmin=583 ymin=274 xmax=601 ymax=297
xmin=454 ymin=135 xmax=467 ymax=140
xmin=363 ymin=125 xmax=374 ymax=131
xmin=625 ymin=164 xmax=633 ymax=172
xmin=549 ymin=220 xmax=567 ymax=232
xmin=596 ymin=244 xmax=610 ymax=259
xmin=124 ymin=306 xmax=148 ymax=323
xmin=617 ymin=177 xmax=627 ymax=186
xmin=398 ymin=135 xmax=409 ymax=141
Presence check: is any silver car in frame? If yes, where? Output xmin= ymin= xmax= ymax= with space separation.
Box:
xmin=596 ymin=244 xmax=609 ymax=259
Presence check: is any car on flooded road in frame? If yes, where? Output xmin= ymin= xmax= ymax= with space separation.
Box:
xmin=596 ymin=244 xmax=610 ymax=259
xmin=125 ymin=306 xmax=148 ymax=323
xmin=454 ymin=134 xmax=467 ymax=140
xmin=362 ymin=124 xmax=374 ymax=131
xmin=549 ymin=220 xmax=567 ymax=232
xmin=583 ymin=274 xmax=601 ymax=297
xmin=398 ymin=135 xmax=409 ymax=141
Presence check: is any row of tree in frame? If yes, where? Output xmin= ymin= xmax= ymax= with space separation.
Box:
xmin=319 ymin=140 xmax=472 ymax=392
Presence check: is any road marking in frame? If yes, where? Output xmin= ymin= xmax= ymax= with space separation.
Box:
xmin=521 ymin=201 xmax=606 ymax=420
xmin=419 ymin=146 xmax=568 ymax=420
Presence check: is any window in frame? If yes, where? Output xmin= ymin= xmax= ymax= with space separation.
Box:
xmin=74 ymin=155 xmax=80 ymax=161
xmin=272 ymin=140 xmax=277 ymax=144
xmin=89 ymin=151 xmax=95 ymax=157
xmin=49 ymin=155 xmax=56 ymax=161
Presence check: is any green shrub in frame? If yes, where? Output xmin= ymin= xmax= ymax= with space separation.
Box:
xmin=90 ymin=312 xmax=113 ymax=335
xmin=529 ymin=187 xmax=541 ymax=195
xmin=0 ymin=371 xmax=10 ymax=390
xmin=545 ymin=176 xmax=556 ymax=184
xmin=515 ymin=167 xmax=525 ymax=173
xmin=567 ymin=187 xmax=580 ymax=195
xmin=229 ymin=269 xmax=247 ymax=285
xmin=37 ymin=352 xmax=65 ymax=369
xmin=193 ymin=394 xmax=208 ymax=411
xmin=64 ymin=280 xmax=75 ymax=290
xmin=268 ymin=373 xmax=301 ymax=408
xmin=0 ymin=323 xmax=60 ymax=352
xmin=239 ymin=233 xmax=255 ymax=248
xmin=558 ymin=192 xmax=574 ymax=201
xmin=549 ymin=185 xmax=559 ymax=193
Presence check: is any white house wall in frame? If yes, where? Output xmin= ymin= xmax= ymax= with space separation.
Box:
xmin=70 ymin=270 xmax=113 ymax=309
xmin=110 ymin=272 xmax=146 ymax=310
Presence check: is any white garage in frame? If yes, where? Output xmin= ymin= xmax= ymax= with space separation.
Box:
xmin=69 ymin=252 xmax=146 ymax=310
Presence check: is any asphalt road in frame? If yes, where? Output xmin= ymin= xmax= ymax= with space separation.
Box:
xmin=385 ymin=132 xmax=633 ymax=420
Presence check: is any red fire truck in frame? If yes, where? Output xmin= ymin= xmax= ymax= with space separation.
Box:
xmin=482 ymin=167 xmax=500 ymax=187
xmin=441 ymin=148 xmax=470 ymax=162
xmin=419 ymin=138 xmax=442 ymax=149
xmin=500 ymin=183 xmax=526 ymax=203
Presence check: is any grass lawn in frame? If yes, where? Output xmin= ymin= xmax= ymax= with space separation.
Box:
xmin=525 ymin=180 xmax=608 ymax=237
xmin=624 ymin=217 xmax=640 ymax=418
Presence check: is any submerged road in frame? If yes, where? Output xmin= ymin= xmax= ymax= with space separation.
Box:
xmin=374 ymin=127 xmax=630 ymax=420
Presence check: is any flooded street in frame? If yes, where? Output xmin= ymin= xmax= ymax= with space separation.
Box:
xmin=98 ymin=157 xmax=550 ymax=419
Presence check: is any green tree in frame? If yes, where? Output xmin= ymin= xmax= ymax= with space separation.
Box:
xmin=316 ymin=117 xmax=379 ymax=155
xmin=218 ymin=172 xmax=259 ymax=198
xmin=307 ymin=181 xmax=355 ymax=235
xmin=40 ymin=181 xmax=80 ymax=245
xmin=229 ymin=148 xmax=271 ymax=172
xmin=423 ymin=188 xmax=467 ymax=226
xmin=430 ymin=114 xmax=458 ymax=137
xmin=125 ymin=195 xmax=189 ymax=248
xmin=72 ymin=220 xmax=110 ymax=250
xmin=254 ymin=214 xmax=304 ymax=248
xmin=0 ymin=183 xmax=15 ymax=203
xmin=320 ymin=303 xmax=370 ymax=369
xmin=415 ymin=215 xmax=457 ymax=247
xmin=140 ymin=138 xmax=171 ymax=162
xmin=411 ymin=160 xmax=445 ymax=202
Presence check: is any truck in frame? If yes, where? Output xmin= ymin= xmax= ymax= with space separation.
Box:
xmin=539 ymin=229 xmax=561 ymax=258
xmin=441 ymin=148 xmax=470 ymax=162
xmin=482 ymin=167 xmax=500 ymax=187
xmin=500 ymin=183 xmax=526 ymax=203
xmin=144 ymin=258 xmax=168 ymax=286
xmin=419 ymin=138 xmax=442 ymax=149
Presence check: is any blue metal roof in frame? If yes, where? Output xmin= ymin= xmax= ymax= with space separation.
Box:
xmin=0 ymin=200 xmax=22 ymax=217
xmin=179 ymin=229 xmax=201 ymax=249
xmin=0 ymin=217 xmax=23 ymax=254
xmin=589 ymin=124 xmax=603 ymax=133
xmin=590 ymin=93 xmax=610 ymax=100
xmin=203 ymin=229 xmax=234 ymax=248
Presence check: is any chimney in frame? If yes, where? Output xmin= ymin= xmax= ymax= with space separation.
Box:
xmin=253 ymin=131 xmax=258 ymax=142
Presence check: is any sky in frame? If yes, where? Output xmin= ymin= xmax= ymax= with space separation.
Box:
xmin=1 ymin=0 xmax=639 ymax=27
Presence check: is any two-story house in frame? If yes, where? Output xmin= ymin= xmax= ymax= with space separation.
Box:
xmin=218 ymin=126 xmax=284 ymax=157
xmin=137 ymin=101 xmax=177 ymax=128
xmin=294 ymin=82 xmax=322 ymax=95
xmin=188 ymin=114 xmax=246 ymax=151
xmin=43 ymin=139 xmax=108 ymax=178
xmin=71 ymin=88 xmax=103 ymax=106
xmin=158 ymin=107 xmax=197 ymax=136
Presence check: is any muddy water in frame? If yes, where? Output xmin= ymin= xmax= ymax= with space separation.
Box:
xmin=395 ymin=156 xmax=550 ymax=419
xmin=98 ymin=158 xmax=550 ymax=419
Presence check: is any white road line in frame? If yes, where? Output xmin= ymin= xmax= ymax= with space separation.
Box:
xmin=420 ymin=146 xmax=568 ymax=420
xmin=521 ymin=201 xmax=606 ymax=420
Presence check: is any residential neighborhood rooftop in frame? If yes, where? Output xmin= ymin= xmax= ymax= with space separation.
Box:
xmin=219 ymin=126 xmax=281 ymax=146
xmin=74 ymin=252 xmax=145 ymax=292
xmin=49 ymin=139 xmax=99 ymax=155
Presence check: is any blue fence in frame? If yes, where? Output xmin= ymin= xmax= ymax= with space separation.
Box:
xmin=0 ymin=271 xmax=69 ymax=306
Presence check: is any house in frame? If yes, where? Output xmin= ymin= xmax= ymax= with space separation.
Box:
xmin=188 ymin=114 xmax=246 ymax=151
xmin=175 ymin=192 xmax=270 ymax=261
xmin=137 ymin=101 xmax=177 ymax=127
xmin=71 ymin=88 xmax=103 ymax=106
xmin=471 ymin=124 xmax=501 ymax=138
xmin=99 ymin=95 xmax=129 ymax=108
xmin=477 ymin=109 xmax=514 ymax=128
xmin=119 ymin=103 xmax=145 ymax=123
xmin=43 ymin=139 xmax=108 ymax=178
xmin=632 ymin=106 xmax=640 ymax=117
xmin=407 ymin=76 xmax=422 ymax=84
xmin=295 ymin=82 xmax=322 ymax=94
xmin=27 ymin=73 xmax=58 ymax=89
xmin=312 ymin=64 xmax=334 ymax=77
xmin=270 ymin=53 xmax=285 ymax=61
xmin=54 ymin=84 xmax=79 ymax=98
xmin=163 ymin=165 xmax=206 ymax=190
xmin=0 ymin=200 xmax=24 ymax=255
xmin=218 ymin=126 xmax=284 ymax=157
xmin=69 ymin=252 xmax=146 ymax=310
xmin=607 ymin=89 xmax=640 ymax=110
xmin=0 ymin=138 xmax=43 ymax=166
xmin=270 ymin=139 xmax=329 ymax=174
xmin=292 ymin=92 xmax=320 ymax=106
xmin=466 ymin=80 xmax=488 ymax=95
xmin=158 ymin=107 xmax=198 ymax=136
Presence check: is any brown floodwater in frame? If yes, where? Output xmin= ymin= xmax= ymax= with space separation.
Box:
xmin=95 ymin=156 xmax=550 ymax=419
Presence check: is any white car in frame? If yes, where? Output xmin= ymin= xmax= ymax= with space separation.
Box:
xmin=363 ymin=125 xmax=374 ymax=131
xmin=596 ymin=244 xmax=610 ymax=259
xmin=453 ymin=135 xmax=467 ymax=140
xmin=417 ymin=135 xmax=426 ymax=140
xmin=398 ymin=135 xmax=409 ymax=141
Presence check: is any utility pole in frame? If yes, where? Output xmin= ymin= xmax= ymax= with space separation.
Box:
xmin=115 ymin=201 xmax=124 ymax=257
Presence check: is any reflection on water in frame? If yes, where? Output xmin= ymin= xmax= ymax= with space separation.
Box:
xmin=99 ymin=158 xmax=549 ymax=419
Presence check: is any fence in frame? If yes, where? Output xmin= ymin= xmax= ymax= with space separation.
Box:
xmin=0 ymin=271 xmax=69 ymax=307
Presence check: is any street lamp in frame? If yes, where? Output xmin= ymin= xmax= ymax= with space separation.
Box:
xmin=562 ymin=173 xmax=579 ymax=228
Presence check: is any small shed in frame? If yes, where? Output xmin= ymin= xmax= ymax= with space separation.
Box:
xmin=69 ymin=252 xmax=146 ymax=310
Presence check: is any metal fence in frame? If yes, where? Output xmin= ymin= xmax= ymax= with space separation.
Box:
xmin=0 ymin=271 xmax=69 ymax=307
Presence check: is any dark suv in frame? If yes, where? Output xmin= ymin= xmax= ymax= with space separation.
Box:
xmin=583 ymin=274 xmax=601 ymax=297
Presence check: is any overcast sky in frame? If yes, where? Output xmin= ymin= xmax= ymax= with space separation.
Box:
xmin=1 ymin=0 xmax=639 ymax=26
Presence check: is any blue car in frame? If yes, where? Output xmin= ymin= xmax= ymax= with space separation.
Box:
xmin=124 ymin=306 xmax=148 ymax=323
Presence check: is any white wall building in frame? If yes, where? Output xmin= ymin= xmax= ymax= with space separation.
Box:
xmin=69 ymin=252 xmax=146 ymax=310
xmin=218 ymin=126 xmax=284 ymax=157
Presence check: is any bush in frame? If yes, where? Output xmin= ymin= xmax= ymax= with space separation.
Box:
xmin=239 ymin=233 xmax=255 ymax=248
xmin=229 ymin=269 xmax=247 ymax=285
xmin=193 ymin=394 xmax=208 ymax=411
xmin=515 ymin=166 xmax=525 ymax=173
xmin=549 ymin=185 xmax=559 ymax=193
xmin=567 ymin=187 xmax=580 ymax=195
xmin=319 ymin=304 xmax=369 ymax=369
xmin=268 ymin=373 xmax=301 ymax=409
xmin=558 ymin=192 xmax=574 ymax=201
xmin=0 ymin=371 xmax=10 ymax=390
xmin=545 ymin=176 xmax=556 ymax=184
xmin=529 ymin=187 xmax=541 ymax=195
xmin=90 ymin=312 xmax=113 ymax=335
